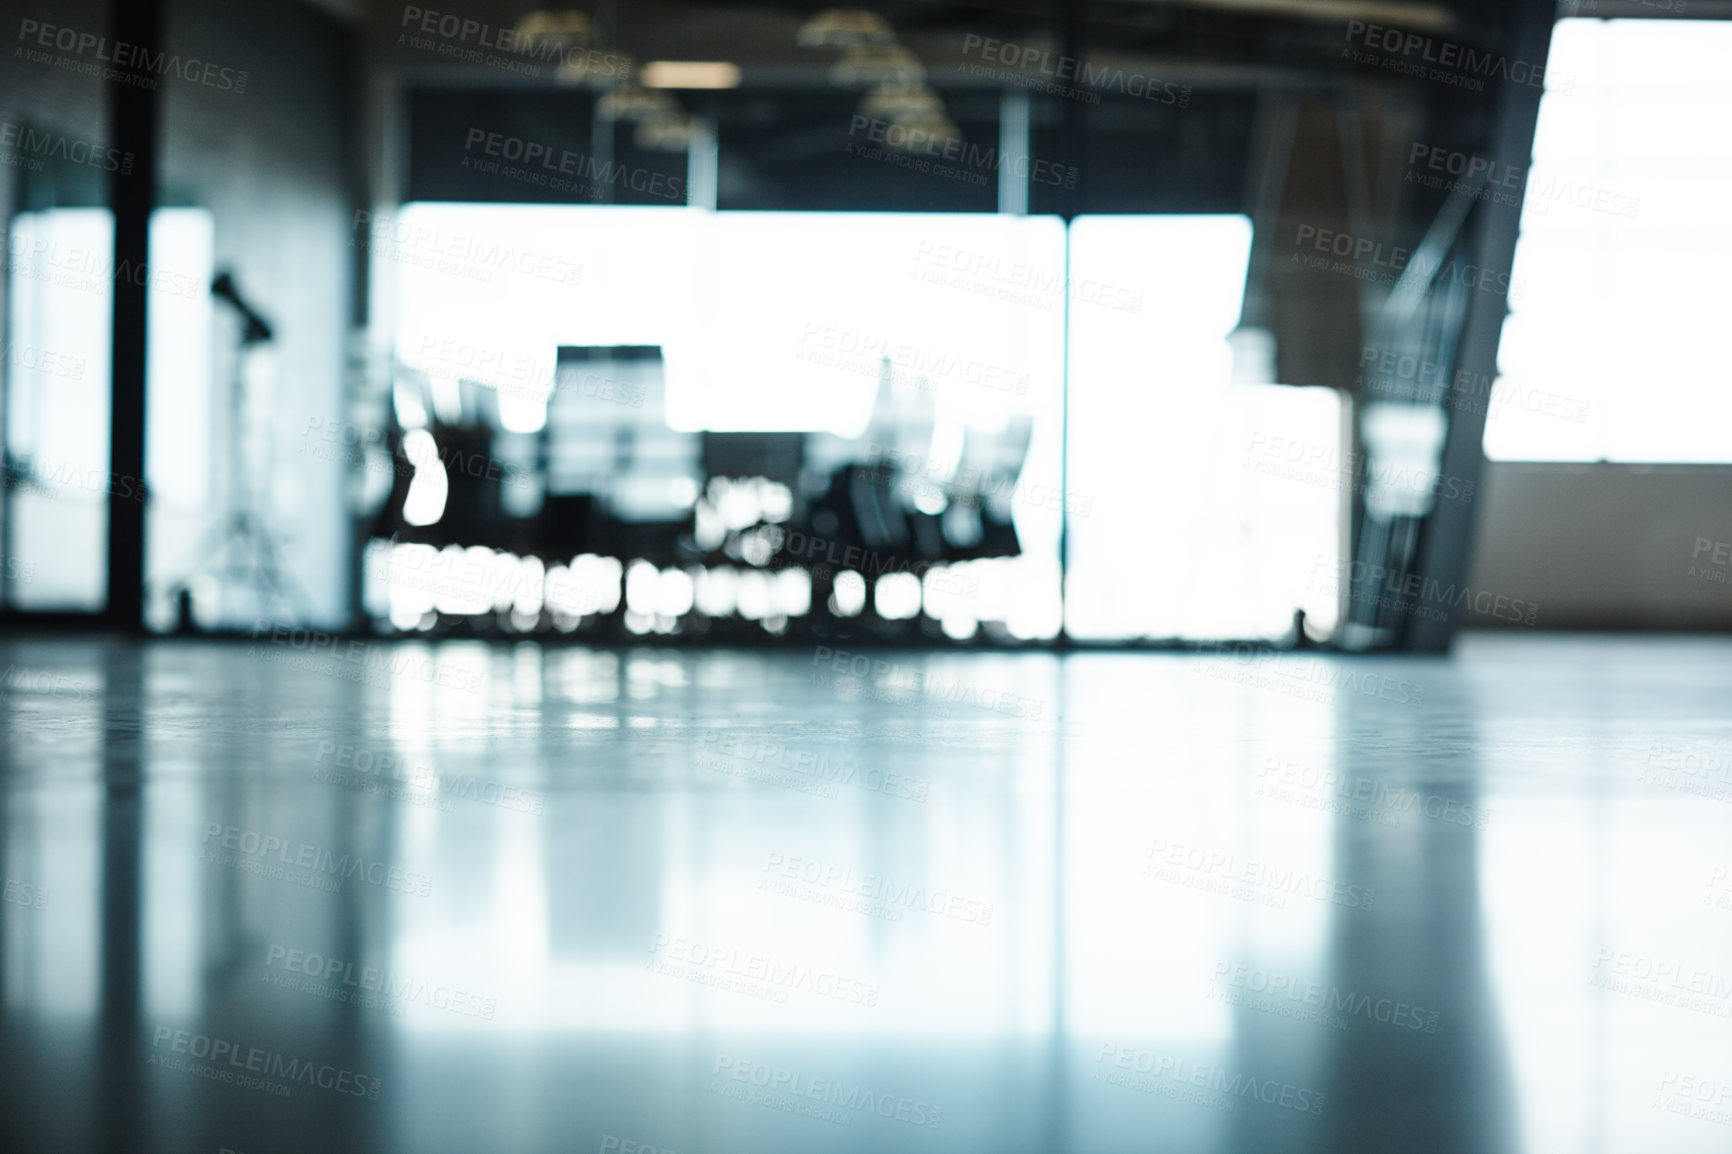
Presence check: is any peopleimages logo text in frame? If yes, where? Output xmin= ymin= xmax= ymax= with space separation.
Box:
xmin=960 ymin=34 xmax=1191 ymax=106
xmin=1292 ymin=224 xmax=1520 ymax=298
xmin=0 ymin=121 xmax=130 ymax=173
xmin=462 ymin=129 xmax=683 ymax=201
xmin=399 ymin=7 xmax=632 ymax=78
xmin=248 ymin=620 xmax=485 ymax=694
xmin=18 ymin=18 xmax=248 ymax=92
xmin=266 ymin=944 xmax=497 ymax=1019
xmin=1259 ymin=756 xmax=1489 ymax=830
xmin=150 ymin=1026 xmax=380 ymax=1098
xmin=201 ymin=823 xmax=434 ymax=897
xmin=762 ymin=852 xmax=994 ymax=925
xmin=1311 ymin=555 xmax=1536 ymax=626
xmin=846 ymin=116 xmax=1076 ymax=189
xmin=1342 ymin=20 xmax=1565 ymax=93
xmin=712 ymin=1055 xmax=943 ymax=1127
xmin=649 ymin=934 xmax=881 ymax=1006
xmin=1210 ymin=963 xmax=1439 ymax=1032
xmin=812 ymin=646 xmax=1044 ymax=720
xmin=1144 ymin=838 xmax=1377 ymax=909
xmin=353 ymin=210 xmax=583 ymax=286
xmin=1094 ymin=1043 xmax=1325 ymax=1114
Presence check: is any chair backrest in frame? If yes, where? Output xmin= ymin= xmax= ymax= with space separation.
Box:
xmin=978 ymin=414 xmax=1034 ymax=518
xmin=954 ymin=415 xmax=1032 ymax=494
xmin=989 ymin=414 xmax=1034 ymax=486
xmin=548 ymin=346 xmax=702 ymax=522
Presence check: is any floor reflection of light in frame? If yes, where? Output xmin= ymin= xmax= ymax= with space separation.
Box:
xmin=392 ymin=792 xmax=549 ymax=1037
xmin=627 ymin=656 xmax=688 ymax=690
xmin=383 ymin=664 xmax=1063 ymax=1038
xmin=144 ymin=781 xmax=203 ymax=1017
xmin=1484 ymin=785 xmax=1732 ymax=1154
xmin=548 ymin=650 xmax=620 ymax=705
xmin=8 ymin=782 xmax=101 ymax=1015
xmin=1063 ymin=658 xmax=1338 ymax=1047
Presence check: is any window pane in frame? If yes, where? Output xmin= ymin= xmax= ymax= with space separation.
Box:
xmin=1065 ymin=215 xmax=1339 ymax=641
xmin=1488 ymin=18 xmax=1732 ymax=463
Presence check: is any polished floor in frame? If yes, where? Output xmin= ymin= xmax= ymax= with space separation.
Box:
xmin=2 ymin=633 xmax=1730 ymax=1153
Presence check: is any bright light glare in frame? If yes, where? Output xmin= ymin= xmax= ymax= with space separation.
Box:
xmin=1489 ymin=19 xmax=1732 ymax=463
xmin=875 ymin=571 xmax=922 ymax=620
xmin=400 ymin=430 xmax=448 ymax=526
xmin=541 ymin=555 xmax=621 ymax=620
xmin=382 ymin=204 xmax=1069 ymax=638
xmin=640 ymin=61 xmax=741 ymax=88
xmin=831 ymin=571 xmax=866 ymax=617
xmin=624 ymin=561 xmax=659 ymax=615
xmin=695 ymin=567 xmax=737 ymax=616
xmin=515 ymin=556 xmax=546 ymax=616
xmin=657 ymin=568 xmax=695 ymax=617
xmin=774 ymin=568 xmax=812 ymax=617
xmin=736 ymin=571 xmax=771 ymax=619
xmin=1064 ymin=216 xmax=1339 ymax=641
xmin=389 ymin=204 xmax=1060 ymax=435
xmin=498 ymin=391 xmax=550 ymax=435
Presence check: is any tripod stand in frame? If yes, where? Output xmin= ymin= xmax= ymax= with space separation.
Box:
xmin=171 ymin=501 xmax=307 ymax=627
xmin=163 ymin=272 xmax=308 ymax=629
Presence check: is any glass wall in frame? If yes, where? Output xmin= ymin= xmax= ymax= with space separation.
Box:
xmin=373 ymin=205 xmax=1064 ymax=641
xmin=369 ymin=205 xmax=1338 ymax=643
xmin=4 ymin=208 xmax=211 ymax=615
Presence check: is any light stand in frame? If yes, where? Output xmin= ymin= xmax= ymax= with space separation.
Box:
xmin=165 ymin=271 xmax=307 ymax=630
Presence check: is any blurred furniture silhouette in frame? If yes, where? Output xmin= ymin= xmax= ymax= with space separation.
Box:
xmin=546 ymin=346 xmax=697 ymax=567
xmin=366 ymin=337 xmax=1034 ymax=633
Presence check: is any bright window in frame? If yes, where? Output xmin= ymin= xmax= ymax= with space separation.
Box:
xmin=1488 ymin=18 xmax=1732 ymax=462
xmin=384 ymin=206 xmax=1340 ymax=641
xmin=1065 ymin=215 xmax=1340 ymax=641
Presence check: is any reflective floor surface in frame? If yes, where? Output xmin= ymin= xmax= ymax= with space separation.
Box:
xmin=3 ymin=633 xmax=1731 ymax=1153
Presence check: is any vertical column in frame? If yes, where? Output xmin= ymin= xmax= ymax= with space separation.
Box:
xmin=1055 ymin=0 xmax=1085 ymax=643
xmin=1406 ymin=0 xmax=1555 ymax=652
xmin=687 ymin=119 xmax=719 ymax=211
xmin=106 ymin=0 xmax=161 ymax=631
xmin=998 ymin=89 xmax=1030 ymax=216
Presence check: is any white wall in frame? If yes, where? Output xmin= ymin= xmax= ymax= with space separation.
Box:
xmin=1466 ymin=462 xmax=1732 ymax=629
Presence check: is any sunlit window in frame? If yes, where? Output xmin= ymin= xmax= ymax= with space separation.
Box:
xmin=1489 ymin=18 xmax=1732 ymax=463
xmin=386 ymin=204 xmax=1067 ymax=640
xmin=1065 ymin=215 xmax=1340 ymax=641
xmin=384 ymin=206 xmax=1342 ymax=642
